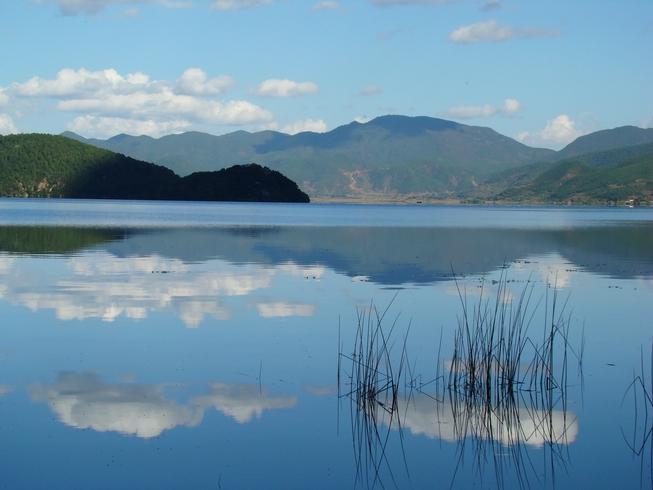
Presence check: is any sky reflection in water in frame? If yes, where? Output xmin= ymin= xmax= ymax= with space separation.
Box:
xmin=0 ymin=202 xmax=652 ymax=489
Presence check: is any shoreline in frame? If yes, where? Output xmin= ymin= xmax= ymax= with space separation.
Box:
xmin=0 ymin=195 xmax=650 ymax=208
xmin=312 ymin=196 xmax=652 ymax=207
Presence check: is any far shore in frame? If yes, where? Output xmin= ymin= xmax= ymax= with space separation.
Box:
xmin=311 ymin=196 xmax=652 ymax=207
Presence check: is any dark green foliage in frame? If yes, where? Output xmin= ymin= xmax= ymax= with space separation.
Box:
xmin=64 ymin=115 xmax=555 ymax=198
xmin=0 ymin=226 xmax=124 ymax=254
xmin=178 ymin=164 xmax=310 ymax=202
xmin=61 ymin=118 xmax=653 ymax=201
xmin=497 ymin=151 xmax=653 ymax=204
xmin=558 ymin=126 xmax=653 ymax=159
xmin=0 ymin=134 xmax=310 ymax=202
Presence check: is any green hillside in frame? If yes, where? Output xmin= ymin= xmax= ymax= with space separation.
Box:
xmin=63 ymin=115 xmax=555 ymax=199
xmin=0 ymin=134 xmax=309 ymax=202
xmin=496 ymin=152 xmax=653 ymax=204
xmin=557 ymin=126 xmax=653 ymax=159
xmin=0 ymin=133 xmax=179 ymax=199
xmin=57 ymin=118 xmax=653 ymax=204
xmin=478 ymin=141 xmax=653 ymax=198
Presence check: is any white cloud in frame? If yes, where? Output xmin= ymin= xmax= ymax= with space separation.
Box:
xmin=59 ymin=94 xmax=272 ymax=125
xmin=0 ymin=114 xmax=17 ymax=135
xmin=449 ymin=20 xmax=558 ymax=44
xmin=0 ymin=89 xmax=8 ymax=106
xmin=359 ymin=85 xmax=383 ymax=97
xmin=280 ymin=118 xmax=327 ymax=134
xmin=39 ymin=0 xmax=192 ymax=16
xmin=255 ymin=302 xmax=315 ymax=318
xmin=517 ymin=114 xmax=583 ymax=148
xmin=312 ymin=1 xmax=339 ymax=10
xmin=255 ymin=79 xmax=319 ymax=97
xmin=502 ymin=97 xmax=520 ymax=115
xmin=210 ymin=0 xmax=273 ymax=10
xmin=9 ymin=67 xmax=272 ymax=134
xmin=68 ymin=115 xmax=190 ymax=138
xmin=450 ymin=20 xmax=512 ymax=43
xmin=442 ymin=98 xmax=520 ymax=119
xmin=175 ymin=68 xmax=233 ymax=96
xmin=354 ymin=115 xmax=372 ymax=124
xmin=539 ymin=115 xmax=582 ymax=143
xmin=12 ymin=68 xmax=152 ymax=98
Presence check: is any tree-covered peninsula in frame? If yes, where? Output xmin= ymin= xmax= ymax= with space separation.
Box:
xmin=0 ymin=134 xmax=310 ymax=203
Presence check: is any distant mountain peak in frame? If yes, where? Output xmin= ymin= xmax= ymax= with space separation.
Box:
xmin=107 ymin=133 xmax=155 ymax=142
xmin=363 ymin=114 xmax=461 ymax=132
xmin=60 ymin=131 xmax=84 ymax=141
xmin=560 ymin=125 xmax=653 ymax=158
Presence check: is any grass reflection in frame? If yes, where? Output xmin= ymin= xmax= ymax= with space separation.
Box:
xmin=338 ymin=275 xmax=583 ymax=489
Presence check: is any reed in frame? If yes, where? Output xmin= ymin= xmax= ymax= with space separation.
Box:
xmin=622 ymin=341 xmax=653 ymax=488
xmin=338 ymin=274 xmax=583 ymax=489
xmin=337 ymin=297 xmax=411 ymax=490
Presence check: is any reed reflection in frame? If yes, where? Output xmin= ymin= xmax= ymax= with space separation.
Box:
xmin=623 ymin=341 xmax=653 ymax=488
xmin=338 ymin=277 xmax=583 ymax=489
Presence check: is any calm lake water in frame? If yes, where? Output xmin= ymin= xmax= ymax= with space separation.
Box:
xmin=0 ymin=199 xmax=652 ymax=489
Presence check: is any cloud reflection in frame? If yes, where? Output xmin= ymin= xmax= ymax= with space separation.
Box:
xmin=0 ymin=252 xmax=321 ymax=327
xmin=29 ymin=373 xmax=297 ymax=438
xmin=0 ymin=255 xmax=15 ymax=274
xmin=29 ymin=373 xmax=201 ymax=438
xmin=255 ymin=302 xmax=315 ymax=318
xmin=193 ymin=383 xmax=297 ymax=424
xmin=397 ymin=395 xmax=578 ymax=448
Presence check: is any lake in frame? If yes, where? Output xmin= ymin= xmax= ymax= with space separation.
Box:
xmin=0 ymin=199 xmax=652 ymax=489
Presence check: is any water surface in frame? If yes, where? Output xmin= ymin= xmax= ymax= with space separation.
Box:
xmin=0 ymin=199 xmax=651 ymax=489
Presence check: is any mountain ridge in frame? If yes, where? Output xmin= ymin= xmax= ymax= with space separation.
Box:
xmin=0 ymin=134 xmax=310 ymax=202
xmin=60 ymin=115 xmax=653 ymax=204
xmin=62 ymin=115 xmax=557 ymax=199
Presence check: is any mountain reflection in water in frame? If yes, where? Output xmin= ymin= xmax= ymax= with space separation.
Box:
xmin=1 ymin=224 xmax=652 ymax=284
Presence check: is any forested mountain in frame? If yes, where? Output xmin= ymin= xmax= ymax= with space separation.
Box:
xmin=472 ymin=143 xmax=653 ymax=203
xmin=63 ymin=116 xmax=653 ymax=203
xmin=493 ymin=143 xmax=653 ymax=204
xmin=557 ymin=126 xmax=653 ymax=159
xmin=63 ymin=115 xmax=555 ymax=199
xmin=0 ymin=134 xmax=309 ymax=202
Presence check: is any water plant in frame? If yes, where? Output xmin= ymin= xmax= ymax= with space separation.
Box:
xmin=337 ymin=298 xmax=411 ymax=490
xmin=623 ymin=341 xmax=653 ymax=488
xmin=338 ymin=274 xmax=583 ymax=489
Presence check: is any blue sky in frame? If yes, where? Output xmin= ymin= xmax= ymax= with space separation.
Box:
xmin=0 ymin=0 xmax=651 ymax=148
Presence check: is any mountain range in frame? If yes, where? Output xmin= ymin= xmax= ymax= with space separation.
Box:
xmin=62 ymin=116 xmax=653 ymax=203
